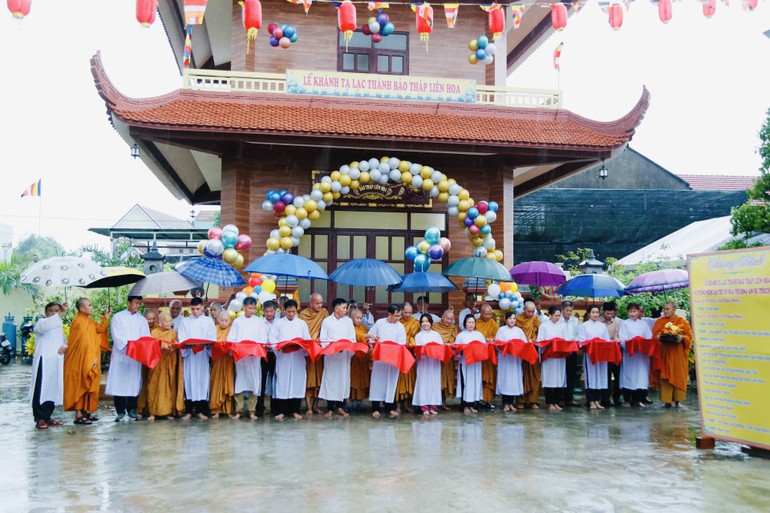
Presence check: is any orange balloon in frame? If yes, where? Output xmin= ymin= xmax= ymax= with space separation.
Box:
xmin=243 ymin=286 xmax=254 ymax=295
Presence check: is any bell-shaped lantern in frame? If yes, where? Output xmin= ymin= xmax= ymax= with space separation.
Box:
xmin=551 ymin=3 xmax=568 ymax=31
xmin=7 ymin=0 xmax=31 ymax=19
xmin=338 ymin=0 xmax=356 ymax=50
xmin=608 ymin=3 xmax=623 ymax=31
xmin=658 ymin=0 xmax=672 ymax=24
xmin=488 ymin=7 xmax=505 ymax=41
xmin=242 ymin=0 xmax=262 ymax=53
xmin=136 ymin=0 xmax=158 ymax=28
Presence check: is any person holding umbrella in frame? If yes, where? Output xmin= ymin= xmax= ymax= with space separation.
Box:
xmin=30 ymin=301 xmax=69 ymax=429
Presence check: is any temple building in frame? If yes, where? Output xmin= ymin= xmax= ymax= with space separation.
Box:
xmin=92 ymin=0 xmax=647 ymax=313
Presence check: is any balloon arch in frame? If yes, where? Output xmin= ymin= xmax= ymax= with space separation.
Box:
xmin=260 ymin=156 xmax=503 ymax=267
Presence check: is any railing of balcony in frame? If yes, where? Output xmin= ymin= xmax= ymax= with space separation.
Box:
xmin=182 ymin=69 xmax=562 ymax=109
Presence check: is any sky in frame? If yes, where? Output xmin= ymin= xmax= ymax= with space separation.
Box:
xmin=1 ymin=1 xmax=769 ymax=253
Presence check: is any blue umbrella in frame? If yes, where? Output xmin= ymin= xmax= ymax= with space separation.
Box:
xmin=176 ymin=257 xmax=245 ymax=288
xmin=555 ymin=274 xmax=626 ymax=298
xmin=330 ymin=258 xmax=402 ymax=287
xmin=389 ymin=272 xmax=458 ymax=293
xmin=244 ymin=253 xmax=329 ymax=280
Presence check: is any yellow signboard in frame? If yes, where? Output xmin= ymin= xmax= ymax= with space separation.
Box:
xmin=689 ymin=247 xmax=770 ymax=450
xmin=286 ymin=69 xmax=476 ymax=103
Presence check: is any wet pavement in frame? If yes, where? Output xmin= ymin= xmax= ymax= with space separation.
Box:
xmin=2 ymin=362 xmax=769 ymax=513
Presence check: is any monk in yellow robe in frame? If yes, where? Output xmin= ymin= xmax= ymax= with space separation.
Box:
xmin=298 ymin=293 xmax=328 ymax=415
xmin=396 ymin=303 xmax=420 ymax=412
xmin=651 ymin=302 xmax=693 ymax=407
xmin=433 ymin=309 xmax=458 ymax=409
xmin=516 ymin=300 xmax=541 ymax=409
xmin=476 ymin=304 xmax=500 ymax=404
xmin=136 ymin=309 xmax=158 ymax=417
xmin=147 ymin=312 xmax=185 ymax=420
xmin=63 ymin=298 xmax=110 ymax=424
xmin=209 ymin=311 xmax=234 ymax=417
xmin=349 ymin=309 xmax=371 ymax=404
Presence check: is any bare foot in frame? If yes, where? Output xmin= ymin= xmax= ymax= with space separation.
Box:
xmin=404 ymin=404 xmax=414 ymax=413
xmin=291 ymin=412 xmax=303 ymax=420
xmin=324 ymin=410 xmax=334 ymax=418
xmin=196 ymin=413 xmax=208 ymax=420
xmin=389 ymin=410 xmax=400 ymax=418
xmin=372 ymin=411 xmax=381 ymax=419
xmin=249 ymin=413 xmax=259 ymax=420
xmin=166 ymin=416 xmax=175 ymax=421
xmin=182 ymin=413 xmax=192 ymax=421
xmin=531 ymin=403 xmax=540 ymax=410
xmin=463 ymin=407 xmax=473 ymax=414
xmin=555 ymin=404 xmax=563 ymax=411
xmin=441 ymin=404 xmax=452 ymax=411
xmin=469 ymin=407 xmax=478 ymax=414
xmin=336 ymin=408 xmax=349 ymax=417
xmin=211 ymin=413 xmax=219 ymax=419
xmin=429 ymin=409 xmax=438 ymax=415
xmin=623 ymin=402 xmax=631 ymax=408
xmin=313 ymin=406 xmax=324 ymax=415
xmin=590 ymin=402 xmax=598 ymax=410
xmin=274 ymin=413 xmax=285 ymax=421
xmin=147 ymin=415 xmax=155 ymax=421
xmin=423 ymin=409 xmax=431 ymax=416
xmin=230 ymin=413 xmax=241 ymax=420
xmin=596 ymin=403 xmax=605 ymax=410
xmin=549 ymin=404 xmax=558 ymax=411
xmin=305 ymin=410 xmax=314 ymax=417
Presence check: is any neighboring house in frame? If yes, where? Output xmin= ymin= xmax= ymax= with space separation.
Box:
xmin=513 ymin=148 xmax=751 ymax=264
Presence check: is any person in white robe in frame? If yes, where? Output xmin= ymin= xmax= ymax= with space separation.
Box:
xmin=454 ymin=313 xmax=486 ymax=414
xmin=619 ymin=302 xmax=653 ymax=408
xmin=579 ymin=305 xmax=611 ymax=410
xmin=319 ymin=298 xmax=356 ymax=417
xmin=457 ymin=292 xmax=481 ymax=326
xmin=367 ymin=304 xmax=407 ymax=418
xmin=537 ymin=306 xmax=569 ymax=411
xmin=106 ymin=296 xmax=151 ymax=421
xmin=178 ymin=297 xmax=216 ymax=420
xmin=411 ymin=314 xmax=444 ymax=414
xmin=256 ymin=300 xmax=279 ymax=416
xmin=29 ymin=301 xmax=69 ymax=429
xmin=495 ymin=311 xmax=527 ymax=412
xmin=559 ymin=300 xmax=582 ymax=407
xmin=268 ymin=299 xmax=310 ymax=420
xmin=227 ymin=297 xmax=268 ymax=420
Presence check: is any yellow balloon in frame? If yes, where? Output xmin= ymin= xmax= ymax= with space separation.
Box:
xmin=319 ymin=181 xmax=332 ymax=193
xmin=437 ymin=180 xmax=449 ymax=192
xmin=229 ymin=310 xmax=237 ymax=319
xmin=438 ymin=192 xmax=449 ymax=202
xmin=458 ymin=211 xmax=467 ymax=221
xmin=266 ymin=237 xmax=280 ymax=251
xmin=261 ymin=279 xmax=276 ymax=293
xmin=332 ymin=191 xmax=341 ymax=200
xmin=419 ymin=166 xmax=433 ymax=179
xmin=237 ymin=310 xmax=245 ymax=318
xmin=486 ymin=252 xmax=497 ymax=260
xmin=350 ymin=161 xmax=359 ymax=169
xmin=448 ymin=178 xmax=457 ymax=185
xmin=359 ymin=171 xmax=371 ymax=184
xmin=468 ymin=54 xmax=478 ymax=65
xmin=278 ymin=218 xmax=287 ymax=227
xmin=280 ymin=237 xmax=293 ymax=250
xmin=417 ymin=240 xmax=431 ymax=254
xmin=458 ymin=218 xmax=467 ymax=229
xmin=222 ymin=248 xmax=238 ymax=264
xmin=469 ymin=39 xmax=479 ymax=51
xmin=398 ymin=160 xmax=411 ymax=173
xmin=510 ymin=282 xmax=518 ymax=293
xmin=471 ymin=237 xmax=484 ymax=247
xmin=323 ymin=192 xmax=333 ymax=203
xmin=340 ymin=174 xmax=352 ymax=186
xmin=380 ymin=156 xmax=389 ymax=163
xmin=421 ymin=178 xmax=434 ymax=191
xmin=284 ymin=204 xmax=297 ymax=216
xmin=468 ymin=198 xmax=475 ymax=207
xmin=304 ymin=199 xmax=317 ymax=212
xmin=474 ymin=215 xmax=487 ymax=227
xmin=279 ymin=225 xmax=292 ymax=237
xmin=401 ymin=172 xmax=413 ymax=184
xmin=330 ymin=171 xmax=341 ymax=182
xmin=458 ymin=189 xmax=470 ymax=200
xmin=350 ymin=180 xmax=360 ymax=190
xmin=296 ymin=207 xmax=308 ymax=220
xmin=458 ymin=199 xmax=470 ymax=212
xmin=233 ymin=253 xmax=245 ymax=268
xmin=197 ymin=240 xmax=206 ymax=255
xmin=308 ymin=210 xmax=321 ymax=221
xmin=495 ymin=250 xmax=504 ymax=262
xmin=312 ymin=183 xmax=321 ymax=190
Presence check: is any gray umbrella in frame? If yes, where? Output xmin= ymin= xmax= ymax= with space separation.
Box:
xmin=128 ymin=271 xmax=201 ymax=296
xmin=20 ymin=256 xmax=107 ymax=288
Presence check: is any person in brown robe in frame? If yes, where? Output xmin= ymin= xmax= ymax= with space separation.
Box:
xmin=209 ymin=311 xmax=234 ymax=418
xmin=476 ymin=304 xmax=500 ymax=407
xmin=433 ymin=309 xmax=458 ymax=410
xmin=146 ymin=312 xmax=185 ymax=420
xmin=515 ymin=300 xmax=541 ymax=409
xmin=63 ymin=298 xmax=111 ymax=424
xmin=298 ymin=292 xmax=328 ymax=415
xmin=651 ymin=302 xmax=693 ymax=408
xmin=349 ymin=309 xmax=371 ymax=409
xmin=396 ymin=302 xmax=420 ymax=413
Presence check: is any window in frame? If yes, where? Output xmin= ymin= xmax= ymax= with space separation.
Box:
xmin=338 ymin=30 xmax=409 ymax=75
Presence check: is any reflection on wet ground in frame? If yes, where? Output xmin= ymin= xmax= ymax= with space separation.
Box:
xmin=2 ymin=364 xmax=769 ymax=513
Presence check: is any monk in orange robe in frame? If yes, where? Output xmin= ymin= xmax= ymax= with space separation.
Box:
xmin=147 ymin=312 xmax=185 ymax=420
xmin=516 ymin=300 xmax=541 ymax=409
xmin=433 ymin=309 xmax=458 ymax=409
xmin=651 ymin=302 xmax=693 ymax=407
xmin=63 ymin=298 xmax=110 ymax=424
xmin=349 ymin=309 xmax=371 ymax=405
xmin=298 ymin=293 xmax=328 ymax=415
xmin=209 ymin=311 xmax=234 ymax=417
xmin=396 ymin=303 xmax=420 ymax=412
xmin=476 ymin=304 xmax=500 ymax=404
xmin=136 ymin=309 xmax=158 ymax=417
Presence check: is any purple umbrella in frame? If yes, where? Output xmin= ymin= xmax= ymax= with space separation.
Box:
xmin=625 ymin=269 xmax=688 ymax=294
xmin=509 ymin=261 xmax=567 ymax=287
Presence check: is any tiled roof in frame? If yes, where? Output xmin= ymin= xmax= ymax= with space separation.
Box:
xmin=91 ymin=53 xmax=648 ymax=152
xmin=678 ymin=174 xmax=756 ymax=191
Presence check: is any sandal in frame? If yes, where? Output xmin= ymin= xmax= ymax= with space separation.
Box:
xmin=73 ymin=417 xmax=92 ymax=425
xmin=47 ymin=419 xmax=63 ymax=427
xmin=35 ymin=420 xmax=48 ymax=429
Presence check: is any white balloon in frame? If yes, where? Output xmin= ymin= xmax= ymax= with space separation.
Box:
xmin=370 ymin=169 xmax=382 ymax=182
xmin=321 ymin=175 xmax=332 ymax=184
xmin=369 ymin=20 xmax=380 ymax=33
xmin=359 ymin=160 xmax=370 ymax=172
xmin=430 ymin=186 xmax=439 ymax=197
xmin=222 ymin=224 xmax=239 ymax=235
xmin=499 ymin=297 xmax=511 ymax=310
xmin=483 ymin=237 xmax=496 ymax=250
xmin=485 ymin=210 xmax=497 ymax=223
xmin=339 ymin=164 xmax=350 ymax=175
xmin=341 ymin=186 xmax=350 ymax=195
xmin=446 ymin=195 xmax=459 ymax=207
xmin=276 ymin=248 xmax=286 ymax=254
xmin=473 ymin=247 xmax=487 ymax=258
xmin=409 ymin=163 xmax=422 ymax=174
xmin=447 ymin=206 xmax=459 ymax=217
xmin=485 ymin=43 xmax=496 ymax=56
xmin=291 ymin=237 xmax=300 ymax=247
xmin=431 ymin=170 xmax=443 ymax=183
xmin=411 ymin=175 xmax=423 ymax=188
xmin=229 ymin=299 xmax=243 ymax=312
xmin=262 ymin=200 xmax=273 ymax=211
xmin=265 ymin=250 xmax=276 ymax=255
xmin=483 ymin=55 xmax=494 ymax=65
xmin=293 ymin=196 xmax=305 ymax=208
xmin=349 ymin=168 xmax=361 ymax=180
xmin=299 ymin=218 xmax=312 ymax=229
xmin=368 ymin=158 xmax=380 ymax=170
xmin=249 ymin=292 xmax=260 ymax=300
xmin=206 ymin=239 xmax=224 ymax=256
xmin=270 ymin=229 xmax=280 ymax=240
xmin=331 ymin=181 xmax=342 ymax=192
xmin=291 ymin=226 xmax=304 ymax=238
xmin=317 ymin=199 xmax=327 ymax=211
xmin=487 ymin=284 xmax=501 ymax=297
xmin=235 ymin=292 xmax=247 ymax=302
xmin=378 ymin=162 xmax=390 ymax=173
xmin=448 ymin=183 xmax=461 ymax=195
xmin=310 ymin=189 xmax=323 ymax=201
xmin=258 ymin=291 xmax=276 ymax=305
xmin=389 ymin=169 xmax=402 ymax=182
xmin=285 ymin=214 xmax=299 ymax=227
xmin=389 ymin=157 xmax=400 ymax=169
xmin=378 ymin=174 xmax=389 ymax=185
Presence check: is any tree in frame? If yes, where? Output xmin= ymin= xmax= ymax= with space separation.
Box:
xmin=730 ymin=108 xmax=770 ymax=238
xmin=79 ymin=241 xmax=144 ymax=268
xmin=0 ymin=252 xmax=40 ymax=299
xmin=15 ymin=234 xmax=66 ymax=262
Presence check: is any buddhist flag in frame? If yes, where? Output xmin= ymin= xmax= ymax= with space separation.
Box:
xmin=287 ymin=0 xmax=313 ymax=14
xmin=573 ymin=2 xmax=586 ymax=13
xmin=553 ymin=42 xmax=564 ymax=70
xmin=368 ymin=2 xmax=389 ymax=10
xmin=510 ymin=3 xmax=525 ymax=29
xmin=444 ymin=3 xmax=459 ymax=28
xmin=184 ymin=0 xmax=208 ymax=26
xmin=479 ymin=3 xmax=501 ymax=13
xmin=21 ymin=179 xmax=41 ymax=198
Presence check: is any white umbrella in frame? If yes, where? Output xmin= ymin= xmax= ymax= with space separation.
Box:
xmin=20 ymin=256 xmax=106 ymax=288
xmin=128 ymin=271 xmax=201 ymax=296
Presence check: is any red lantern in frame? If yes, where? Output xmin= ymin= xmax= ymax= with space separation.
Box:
xmin=551 ymin=3 xmax=568 ymax=32
xmin=488 ymin=8 xmax=505 ymax=41
xmin=136 ymin=0 xmax=157 ymax=28
xmin=415 ymin=3 xmax=433 ymax=49
xmin=242 ymin=0 xmax=262 ymax=54
xmin=338 ymin=0 xmax=356 ymax=50
xmin=7 ymin=0 xmax=31 ymax=19
xmin=702 ymin=0 xmax=716 ymax=18
xmin=608 ymin=3 xmax=623 ymax=31
xmin=658 ymin=0 xmax=672 ymax=24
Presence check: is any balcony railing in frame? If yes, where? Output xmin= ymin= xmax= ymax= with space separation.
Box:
xmin=182 ymin=69 xmax=562 ymax=109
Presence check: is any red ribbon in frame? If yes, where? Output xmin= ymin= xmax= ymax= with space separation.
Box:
xmin=494 ymin=338 xmax=539 ymax=365
xmin=414 ymin=342 xmax=454 ymax=364
xmin=625 ymin=336 xmax=661 ymax=359
xmin=179 ymin=338 xmax=216 ymax=354
xmin=579 ymin=337 xmax=622 ymax=365
xmin=126 ymin=337 xmax=162 ymax=369
xmin=319 ymin=339 xmax=369 ymax=356
xmin=454 ymin=340 xmax=497 ymax=365
xmin=533 ymin=337 xmax=580 ymax=361
xmin=371 ymin=341 xmax=416 ymax=373
xmin=274 ymin=338 xmax=322 ymax=361
xmin=229 ymin=340 xmax=268 ymax=362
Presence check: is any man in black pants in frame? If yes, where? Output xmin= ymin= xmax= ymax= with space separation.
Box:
xmin=256 ymin=300 xmax=278 ymax=416
xmin=601 ymin=302 xmax=623 ymax=407
xmin=30 ymin=302 xmax=69 ymax=429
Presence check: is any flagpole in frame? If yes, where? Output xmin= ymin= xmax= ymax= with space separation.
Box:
xmin=38 ymin=196 xmax=42 ymax=236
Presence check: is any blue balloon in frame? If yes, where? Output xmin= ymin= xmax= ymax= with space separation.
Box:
xmin=428 ymin=244 xmax=444 ymax=260
xmin=463 ymin=216 xmax=474 ymax=227
xmin=467 ymin=207 xmax=479 ymax=219
xmin=476 ymin=48 xmax=486 ymax=61
xmin=268 ymin=191 xmax=281 ymax=203
xmin=278 ymin=189 xmax=288 ymax=197
xmin=480 ymin=224 xmax=492 ymax=236
xmin=376 ymin=13 xmax=389 ymax=26
xmin=281 ymin=192 xmax=295 ymax=205
xmin=266 ymin=189 xmax=276 ymax=199
xmin=477 ymin=35 xmax=488 ymax=49
xmin=498 ymin=292 xmax=505 ymax=300
xmin=381 ymin=21 xmax=395 ymax=36
xmin=488 ymin=201 xmax=499 ymax=213
xmin=424 ymin=226 xmax=441 ymax=245
xmin=221 ymin=230 xmax=238 ymax=249
xmin=283 ymin=25 xmax=296 ymax=38
xmin=253 ymin=285 xmax=262 ymax=294
xmin=289 ymin=33 xmax=299 ymax=43
xmin=405 ymin=245 xmax=419 ymax=261
xmin=280 ymin=24 xmax=287 ymax=30
xmin=413 ymin=254 xmax=431 ymax=272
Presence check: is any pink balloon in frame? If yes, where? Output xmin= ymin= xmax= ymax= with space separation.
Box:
xmin=371 ymin=33 xmax=383 ymax=43
xmin=477 ymin=201 xmax=489 ymax=215
xmin=273 ymin=27 xmax=284 ymax=39
xmin=235 ymin=234 xmax=252 ymax=251
xmin=279 ymin=36 xmax=291 ymax=49
xmin=208 ymin=226 xmax=223 ymax=240
xmin=438 ymin=237 xmax=451 ymax=253
xmin=468 ymin=225 xmax=480 ymax=236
